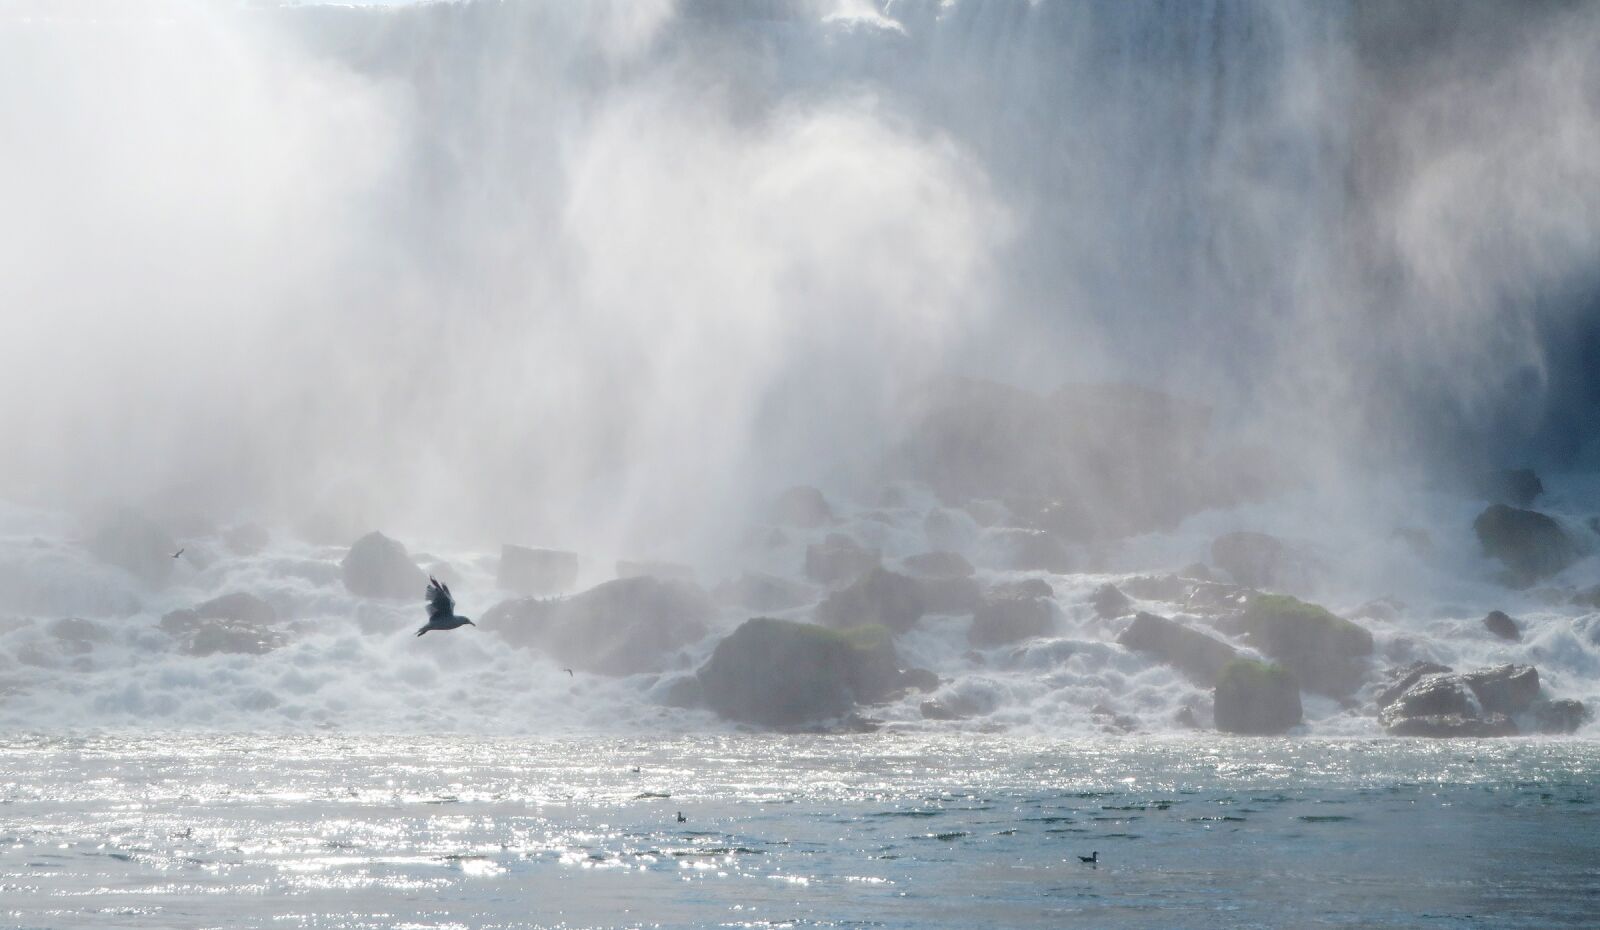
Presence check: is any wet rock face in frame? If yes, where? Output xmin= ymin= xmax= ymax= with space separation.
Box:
xmin=1376 ymin=661 xmax=1453 ymax=709
xmin=770 ymin=486 xmax=833 ymax=528
xmin=1533 ymin=698 xmax=1590 ymax=734
xmin=160 ymin=593 xmax=284 ymax=657
xmin=1480 ymin=468 xmax=1544 ymax=508
xmin=804 ymin=534 xmax=880 ymax=587
xmin=1091 ymin=583 xmax=1133 ymax=620
xmin=1213 ymin=659 xmax=1302 ymax=735
xmin=1384 ymin=673 xmax=1474 ymax=719
xmin=498 ymin=544 xmax=578 ymax=596
xmin=968 ymin=595 xmax=1054 ymax=647
xmin=1482 ymin=610 xmax=1520 ymax=641
xmin=1228 ymin=594 xmax=1374 ymax=697
xmin=1385 ymin=712 xmax=1517 ymax=737
xmin=696 ymin=619 xmax=904 ymax=728
xmin=1472 ymin=504 xmax=1577 ymax=588
xmin=1378 ymin=664 xmax=1541 ymax=736
xmin=485 ymin=576 xmax=714 ymax=676
xmin=1462 ymin=664 xmax=1539 ymax=716
xmin=1117 ymin=612 xmax=1238 ymax=686
xmin=342 ymin=532 xmax=426 ymax=600
xmin=87 ymin=508 xmax=177 ymax=586
xmin=815 ymin=567 xmax=927 ymax=634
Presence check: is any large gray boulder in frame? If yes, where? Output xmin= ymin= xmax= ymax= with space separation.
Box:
xmin=1473 ymin=504 xmax=1577 ymax=587
xmin=498 ymin=544 xmax=578 ymax=595
xmin=968 ymin=595 xmax=1054 ymax=647
xmin=484 ymin=576 xmax=713 ymax=676
xmin=1378 ymin=664 xmax=1539 ymax=736
xmin=341 ymin=531 xmax=426 ymax=599
xmin=1533 ymin=698 xmax=1591 ymax=734
xmin=87 ymin=508 xmax=177 ymax=586
xmin=1214 ymin=659 xmax=1302 ymax=735
xmin=160 ymin=591 xmax=283 ymax=657
xmin=1462 ymin=664 xmax=1539 ymax=715
xmin=1375 ymin=661 xmax=1452 ymax=709
xmin=1226 ymin=594 xmax=1373 ymax=696
xmin=697 ymin=619 xmax=905 ymax=728
xmin=815 ymin=566 xmax=926 ymax=634
xmin=1482 ymin=610 xmax=1520 ymax=641
xmin=804 ymin=534 xmax=880 ymax=586
xmin=1117 ymin=611 xmax=1238 ymax=685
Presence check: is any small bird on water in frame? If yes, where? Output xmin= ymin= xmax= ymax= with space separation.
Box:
xmin=416 ymin=576 xmax=475 ymax=636
xmin=676 ymin=811 xmax=686 ymax=823
xmin=1078 ymin=851 xmax=1099 ymax=864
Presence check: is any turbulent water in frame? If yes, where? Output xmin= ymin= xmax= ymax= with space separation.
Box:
xmin=3 ymin=735 xmax=1597 ymax=929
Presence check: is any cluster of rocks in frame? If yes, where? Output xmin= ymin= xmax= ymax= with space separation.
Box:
xmin=160 ymin=591 xmax=284 ymax=657
xmin=1377 ymin=662 xmax=1588 ymax=736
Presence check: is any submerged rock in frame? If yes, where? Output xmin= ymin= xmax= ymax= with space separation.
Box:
xmin=1385 ymin=712 xmax=1517 ymax=738
xmin=342 ymin=532 xmax=426 ymax=600
xmin=498 ymin=544 xmax=579 ymax=596
xmin=1532 ymin=698 xmax=1591 ymax=734
xmin=1473 ymin=504 xmax=1577 ymax=588
xmin=815 ymin=566 xmax=926 ymax=633
xmin=697 ymin=618 xmax=904 ymax=728
xmin=1228 ymin=593 xmax=1373 ymax=696
xmin=1213 ymin=659 xmax=1302 ymax=735
xmin=87 ymin=507 xmax=177 ymax=586
xmin=1091 ymin=583 xmax=1133 ymax=620
xmin=1482 ymin=610 xmax=1520 ymax=641
xmin=804 ymin=534 xmax=880 ymax=587
xmin=1117 ymin=611 xmax=1238 ymax=685
xmin=770 ymin=486 xmax=833 ymax=528
xmin=968 ymin=595 xmax=1054 ymax=647
xmin=485 ymin=576 xmax=713 ymax=676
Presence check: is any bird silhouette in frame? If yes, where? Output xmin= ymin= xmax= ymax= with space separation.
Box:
xmin=1078 ymin=851 xmax=1099 ymax=864
xmin=676 ymin=811 xmax=686 ymax=823
xmin=562 ymin=668 xmax=574 ymax=677
xmin=415 ymin=577 xmax=475 ymax=636
xmin=171 ymin=548 xmax=184 ymax=559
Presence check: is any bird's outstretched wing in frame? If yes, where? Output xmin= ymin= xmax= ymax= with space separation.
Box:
xmin=426 ymin=576 xmax=454 ymax=621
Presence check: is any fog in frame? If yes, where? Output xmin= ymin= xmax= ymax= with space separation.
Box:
xmin=3 ymin=0 xmax=1599 ymax=561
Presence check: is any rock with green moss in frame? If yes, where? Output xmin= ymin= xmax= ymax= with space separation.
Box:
xmin=1117 ymin=611 xmax=1238 ymax=685
xmin=697 ymin=618 xmax=908 ymax=728
xmin=1227 ymin=593 xmax=1372 ymax=696
xmin=1214 ymin=658 xmax=1302 ymax=734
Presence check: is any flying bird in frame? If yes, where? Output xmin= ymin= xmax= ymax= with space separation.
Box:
xmin=562 ymin=668 xmax=574 ymax=677
xmin=416 ymin=576 xmax=476 ymax=636
xmin=171 ymin=548 xmax=184 ymax=559
xmin=1078 ymin=851 xmax=1099 ymax=864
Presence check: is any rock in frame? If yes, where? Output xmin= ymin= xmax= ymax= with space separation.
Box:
xmin=1210 ymin=531 xmax=1316 ymax=591
xmin=1116 ymin=611 xmax=1238 ymax=685
xmin=804 ymin=534 xmax=880 ymax=586
xmin=194 ymin=592 xmax=277 ymax=627
xmin=968 ymin=595 xmax=1054 ymax=647
xmin=696 ymin=618 xmax=902 ymax=727
xmin=1213 ymin=659 xmax=1302 ymax=735
xmin=498 ymin=544 xmax=579 ymax=596
xmin=1461 ymin=664 xmax=1539 ymax=715
xmin=1091 ymin=703 xmax=1140 ymax=732
xmin=990 ymin=578 xmax=1054 ymax=600
xmin=616 ymin=560 xmax=696 ymax=583
xmin=1481 ymin=468 xmax=1544 ymax=507
xmin=484 ymin=576 xmax=713 ymax=676
xmin=1385 ymin=712 xmax=1517 ymax=737
xmin=657 ymin=674 xmax=704 ymax=709
xmin=1376 ymin=661 xmax=1452 ymax=709
xmin=770 ymin=486 xmax=833 ymax=528
xmin=920 ymin=699 xmax=965 ymax=721
xmin=1174 ymin=705 xmax=1201 ymax=729
xmin=899 ymin=667 xmax=940 ymax=692
xmin=1473 ymin=504 xmax=1577 ymax=587
xmin=1482 ymin=610 xmax=1521 ymax=641
xmin=902 ymin=550 xmax=974 ymax=578
xmin=815 ymin=566 xmax=926 ymax=633
xmin=1383 ymin=672 xmax=1474 ymax=719
xmin=983 ymin=528 xmax=1073 ymax=573
xmin=48 ymin=618 xmax=109 ymax=654
xmin=223 ymin=523 xmax=271 ymax=556
xmin=1179 ymin=562 xmax=1218 ymax=582
xmin=1228 ymin=593 xmax=1373 ymax=696
xmin=1121 ymin=574 xmax=1189 ymax=601
xmin=341 ymin=532 xmax=426 ymax=600
xmin=1532 ymin=698 xmax=1590 ymax=734
xmin=1091 ymin=583 xmax=1133 ymax=620
xmin=1571 ymin=585 xmax=1600 ymax=609
xmin=713 ymin=572 xmax=816 ymax=613
xmin=87 ymin=507 xmax=177 ymax=586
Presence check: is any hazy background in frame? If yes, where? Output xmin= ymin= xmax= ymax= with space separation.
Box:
xmin=3 ymin=0 xmax=1599 ymax=561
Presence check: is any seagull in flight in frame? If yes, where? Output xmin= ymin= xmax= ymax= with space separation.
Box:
xmin=171 ymin=548 xmax=184 ymax=559
xmin=562 ymin=668 xmax=574 ymax=677
xmin=416 ymin=576 xmax=475 ymax=636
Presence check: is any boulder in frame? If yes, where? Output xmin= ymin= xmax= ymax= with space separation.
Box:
xmin=1385 ymin=712 xmax=1517 ymax=737
xmin=1376 ymin=661 xmax=1453 ymax=709
xmin=815 ymin=566 xmax=926 ymax=633
xmin=991 ymin=577 xmax=1054 ymax=600
xmin=1213 ymin=659 xmax=1302 ymax=734
xmin=770 ymin=486 xmax=833 ymax=528
xmin=1482 ymin=610 xmax=1520 ymax=641
xmin=696 ymin=618 xmax=903 ymax=727
xmin=983 ymin=528 xmax=1073 ymax=573
xmin=804 ymin=534 xmax=880 ymax=586
xmin=899 ymin=667 xmax=940 ymax=692
xmin=48 ymin=618 xmax=109 ymax=654
xmin=223 ymin=523 xmax=271 ymax=556
xmin=1091 ymin=583 xmax=1133 ymax=620
xmin=902 ymin=550 xmax=975 ymax=578
xmin=920 ymin=699 xmax=966 ymax=721
xmin=484 ymin=576 xmax=713 ymax=676
xmin=657 ymin=674 xmax=704 ymax=709
xmin=87 ymin=507 xmax=177 ymax=586
xmin=968 ymin=595 xmax=1054 ymax=647
xmin=1473 ymin=504 xmax=1577 ymax=587
xmin=1571 ymin=585 xmax=1600 ymax=609
xmin=1480 ymin=468 xmax=1543 ymax=508
xmin=616 ymin=560 xmax=696 ymax=583
xmin=1228 ymin=593 xmax=1373 ymax=696
xmin=1383 ymin=672 xmax=1474 ymax=719
xmin=713 ymin=571 xmax=816 ymax=613
xmin=1116 ymin=611 xmax=1238 ymax=685
xmin=1461 ymin=664 xmax=1539 ymax=715
xmin=498 ymin=544 xmax=578 ymax=596
xmin=1210 ymin=531 xmax=1316 ymax=591
xmin=341 ymin=532 xmax=426 ymax=600
xmin=1532 ymin=698 xmax=1590 ymax=734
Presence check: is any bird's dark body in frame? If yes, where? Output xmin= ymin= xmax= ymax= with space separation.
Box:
xmin=416 ymin=577 xmax=475 ymax=636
